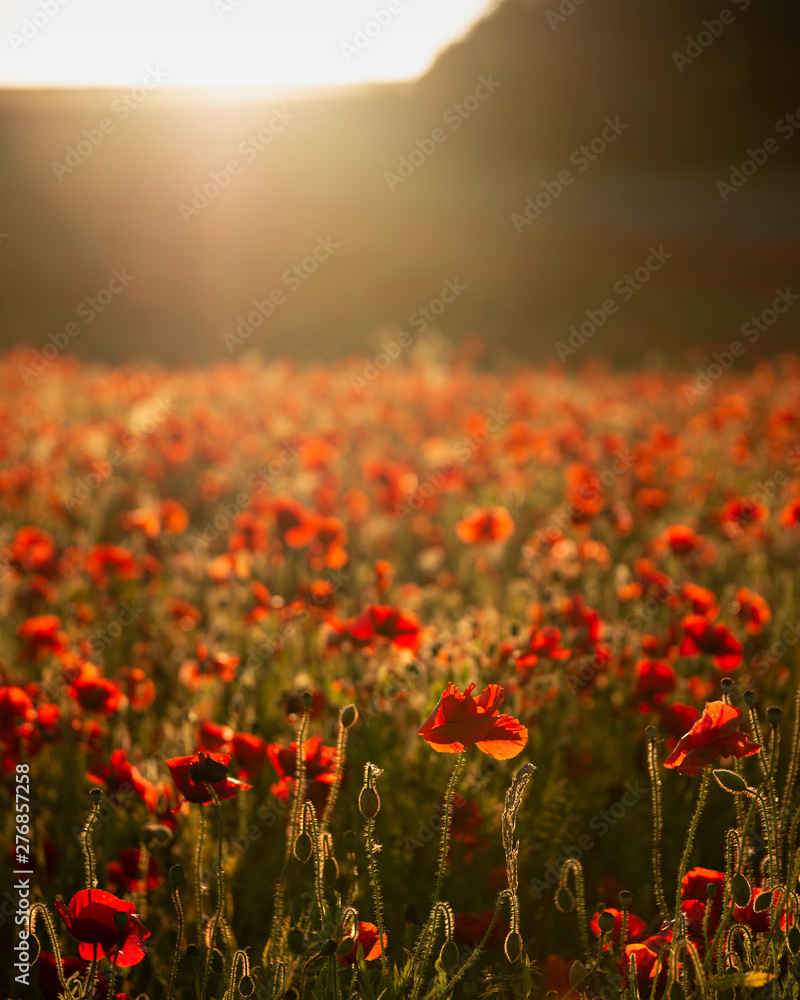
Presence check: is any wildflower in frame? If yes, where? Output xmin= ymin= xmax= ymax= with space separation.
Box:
xmin=55 ymin=888 xmax=150 ymax=966
xmin=166 ymin=752 xmax=251 ymax=807
xmin=679 ymin=615 xmax=743 ymax=671
xmin=455 ymin=505 xmax=515 ymax=543
xmin=664 ymin=701 xmax=759 ymax=776
xmin=106 ymin=848 xmax=164 ymax=893
xmin=266 ymin=735 xmax=338 ymax=818
xmin=418 ymin=683 xmax=528 ymax=759
xmin=336 ymin=920 xmax=387 ymax=966
xmin=591 ymin=907 xmax=646 ymax=946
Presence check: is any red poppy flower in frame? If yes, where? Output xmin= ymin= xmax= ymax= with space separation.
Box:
xmin=0 ymin=685 xmax=36 ymax=742
xmin=267 ymin=735 xmax=338 ymax=819
xmin=655 ymin=701 xmax=700 ymax=739
xmin=166 ymin=752 xmax=251 ymax=807
xmin=679 ymin=615 xmax=743 ymax=671
xmin=106 ymin=848 xmax=164 ymax=893
xmin=733 ymin=588 xmax=771 ymax=636
xmin=8 ymin=526 xmax=57 ymax=575
xmin=734 ymin=886 xmax=783 ymax=934
xmin=633 ymin=660 xmax=676 ymax=699
xmin=664 ymin=701 xmax=760 ymax=776
xmin=197 ymin=720 xmax=234 ymax=752
xmin=780 ymin=498 xmax=800 ymax=529
xmin=418 ymin=683 xmax=528 ymax=759
xmin=87 ymin=749 xmax=161 ymax=813
xmin=68 ymin=677 xmax=123 ymax=716
xmin=230 ymin=732 xmax=268 ymax=780
xmin=681 ymin=583 xmax=719 ymax=618
xmin=591 ymin=908 xmax=646 ymax=946
xmin=336 ymin=921 xmax=387 ymax=966
xmin=456 ymin=506 xmax=515 ymax=544
xmin=348 ymin=605 xmax=421 ymax=651
xmin=17 ymin=615 xmax=68 ymax=657
xmin=515 ymin=626 xmax=571 ymax=670
xmin=659 ymin=525 xmax=703 ymax=556
xmin=719 ymin=496 xmax=767 ymax=532
xmin=618 ymin=936 xmax=670 ymax=995
xmin=55 ymin=889 xmax=150 ymax=966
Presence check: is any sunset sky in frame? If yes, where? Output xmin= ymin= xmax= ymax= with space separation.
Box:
xmin=1 ymin=0 xmax=498 ymax=90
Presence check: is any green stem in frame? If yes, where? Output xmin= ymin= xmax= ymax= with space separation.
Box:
xmin=27 ymin=904 xmax=69 ymax=993
xmin=195 ymin=804 xmax=206 ymax=947
xmin=200 ymin=788 xmax=226 ymax=1000
xmin=82 ymin=944 xmax=98 ymax=1000
xmin=364 ymin=812 xmax=388 ymax=978
xmin=647 ymin=734 xmax=669 ymax=922
xmin=674 ymin=768 xmax=711 ymax=922
xmin=167 ymin=882 xmax=185 ymax=1000
xmin=410 ymin=752 xmax=467 ymax=1000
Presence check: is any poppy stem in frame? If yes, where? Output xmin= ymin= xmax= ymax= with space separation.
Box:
xmin=674 ymin=767 xmax=711 ymax=922
xmin=195 ymin=803 xmax=206 ymax=947
xmin=80 ymin=796 xmax=102 ymax=891
xmin=27 ymin=903 xmax=69 ymax=994
xmin=81 ymin=943 xmax=98 ymax=1000
xmin=362 ymin=765 xmax=388 ymax=978
xmin=200 ymin=786 xmax=226 ymax=1000
xmin=166 ymin=887 xmax=184 ymax=1000
xmin=108 ymin=937 xmax=122 ymax=999
xmin=646 ymin=730 xmax=669 ymax=922
xmin=410 ymin=751 xmax=467 ymax=1000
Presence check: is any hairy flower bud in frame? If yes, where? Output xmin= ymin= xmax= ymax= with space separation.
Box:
xmin=359 ymin=786 xmax=380 ymax=819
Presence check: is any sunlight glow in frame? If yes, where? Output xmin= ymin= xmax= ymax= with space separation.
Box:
xmin=1 ymin=0 xmax=498 ymax=90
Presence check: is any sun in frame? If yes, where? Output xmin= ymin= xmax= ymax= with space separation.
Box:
xmin=1 ymin=0 xmax=498 ymax=90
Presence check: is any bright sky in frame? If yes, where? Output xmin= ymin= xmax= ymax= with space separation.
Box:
xmin=1 ymin=0 xmax=498 ymax=90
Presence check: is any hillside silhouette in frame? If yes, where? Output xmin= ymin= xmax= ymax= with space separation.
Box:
xmin=1 ymin=0 xmax=797 ymax=365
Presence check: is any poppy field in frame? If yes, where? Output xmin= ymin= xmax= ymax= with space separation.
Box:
xmin=3 ymin=346 xmax=800 ymax=1000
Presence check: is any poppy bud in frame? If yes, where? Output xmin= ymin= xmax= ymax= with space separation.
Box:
xmin=744 ymin=689 xmax=756 ymax=708
xmin=302 ymin=691 xmax=313 ymax=710
xmin=319 ymin=938 xmax=337 ymax=956
xmin=732 ymin=872 xmax=750 ymax=908
xmin=340 ymin=704 xmax=358 ymax=728
xmin=239 ymin=976 xmax=254 ymax=997
xmin=337 ymin=937 xmax=355 ymax=957
xmin=168 ymin=865 xmax=185 ymax=887
xmin=503 ymin=931 xmax=522 ymax=963
xmin=788 ymin=925 xmax=800 ymax=954
xmin=113 ymin=910 xmax=129 ymax=931
xmin=89 ymin=787 xmax=103 ymax=804
xmin=645 ymin=725 xmax=657 ymax=741
xmin=322 ymin=855 xmax=339 ymax=885
xmin=720 ymin=677 xmax=733 ymax=694
xmin=597 ymin=910 xmax=615 ymax=934
xmin=706 ymin=883 xmax=717 ymax=900
xmin=359 ymin=786 xmax=380 ymax=819
xmin=713 ymin=769 xmax=749 ymax=793
xmin=186 ymin=943 xmax=201 ymax=966
xmin=439 ymin=939 xmax=460 ymax=967
xmin=753 ymin=890 xmax=772 ymax=913
xmin=343 ymin=830 xmax=358 ymax=852
xmin=189 ymin=752 xmax=230 ymax=785
xmin=555 ymin=887 xmax=574 ymax=913
xmin=294 ymin=832 xmax=313 ymax=863
xmin=767 ymin=706 xmax=783 ymax=727
xmin=287 ymin=927 xmax=305 ymax=954
xmin=618 ymin=890 xmax=633 ymax=909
